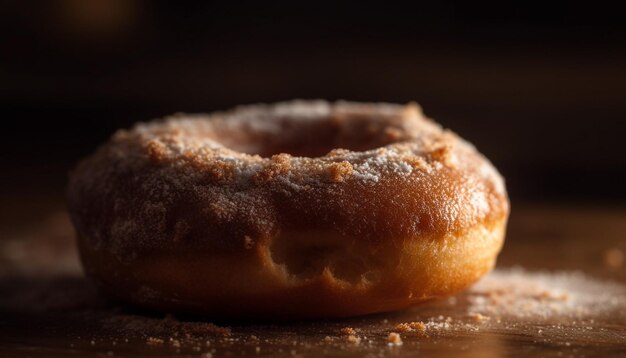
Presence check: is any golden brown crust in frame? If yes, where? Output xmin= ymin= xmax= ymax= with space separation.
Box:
xmin=67 ymin=100 xmax=509 ymax=319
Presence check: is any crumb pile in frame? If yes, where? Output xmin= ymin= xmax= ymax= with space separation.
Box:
xmin=376 ymin=267 xmax=626 ymax=351
xmin=468 ymin=268 xmax=626 ymax=321
xmin=103 ymin=314 xmax=232 ymax=338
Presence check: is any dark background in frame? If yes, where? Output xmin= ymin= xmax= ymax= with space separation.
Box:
xmin=2 ymin=1 xmax=626 ymax=214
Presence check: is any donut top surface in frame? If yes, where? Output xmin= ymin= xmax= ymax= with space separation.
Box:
xmin=68 ymin=100 xmax=508 ymax=259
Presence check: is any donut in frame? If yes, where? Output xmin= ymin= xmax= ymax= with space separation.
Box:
xmin=67 ymin=100 xmax=509 ymax=319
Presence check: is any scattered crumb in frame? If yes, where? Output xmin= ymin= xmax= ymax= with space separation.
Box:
xmin=146 ymin=337 xmax=164 ymax=346
xmin=387 ymin=332 xmax=403 ymax=345
xmin=604 ymin=248 xmax=624 ymax=268
xmin=409 ymin=322 xmax=427 ymax=332
xmin=468 ymin=313 xmax=491 ymax=322
xmin=392 ymin=321 xmax=429 ymax=337
xmin=340 ymin=327 xmax=356 ymax=335
xmin=424 ymin=321 xmax=450 ymax=331
xmin=393 ymin=323 xmax=412 ymax=333
xmin=345 ymin=335 xmax=361 ymax=345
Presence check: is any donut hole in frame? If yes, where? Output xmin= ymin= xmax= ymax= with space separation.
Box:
xmin=268 ymin=230 xmax=385 ymax=285
xmin=213 ymin=115 xmax=403 ymax=158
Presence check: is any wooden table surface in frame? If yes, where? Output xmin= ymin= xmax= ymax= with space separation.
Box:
xmin=1 ymin=203 xmax=625 ymax=357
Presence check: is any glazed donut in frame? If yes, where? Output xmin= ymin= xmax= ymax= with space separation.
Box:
xmin=68 ymin=100 xmax=509 ymax=319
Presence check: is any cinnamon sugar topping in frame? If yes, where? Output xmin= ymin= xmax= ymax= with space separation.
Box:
xmin=69 ymin=100 xmax=507 ymax=259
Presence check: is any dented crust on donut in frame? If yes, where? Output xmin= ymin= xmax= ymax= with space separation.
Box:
xmin=67 ymin=100 xmax=509 ymax=319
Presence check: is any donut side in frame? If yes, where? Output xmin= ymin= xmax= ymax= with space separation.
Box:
xmin=77 ymin=217 xmax=505 ymax=319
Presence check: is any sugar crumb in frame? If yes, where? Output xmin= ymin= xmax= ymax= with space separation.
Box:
xmin=327 ymin=161 xmax=353 ymax=182
xmin=393 ymin=323 xmax=412 ymax=333
xmin=340 ymin=327 xmax=356 ymax=335
xmin=146 ymin=337 xmax=164 ymax=346
xmin=346 ymin=335 xmax=361 ymax=345
xmin=387 ymin=332 xmax=403 ymax=345
xmin=468 ymin=312 xmax=490 ymax=322
xmin=410 ymin=322 xmax=427 ymax=332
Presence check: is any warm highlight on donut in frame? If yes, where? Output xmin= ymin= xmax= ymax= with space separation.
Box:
xmin=68 ymin=100 xmax=509 ymax=319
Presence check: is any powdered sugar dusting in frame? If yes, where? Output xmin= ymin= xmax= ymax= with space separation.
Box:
xmin=468 ymin=268 xmax=626 ymax=321
xmin=127 ymin=100 xmax=502 ymax=191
